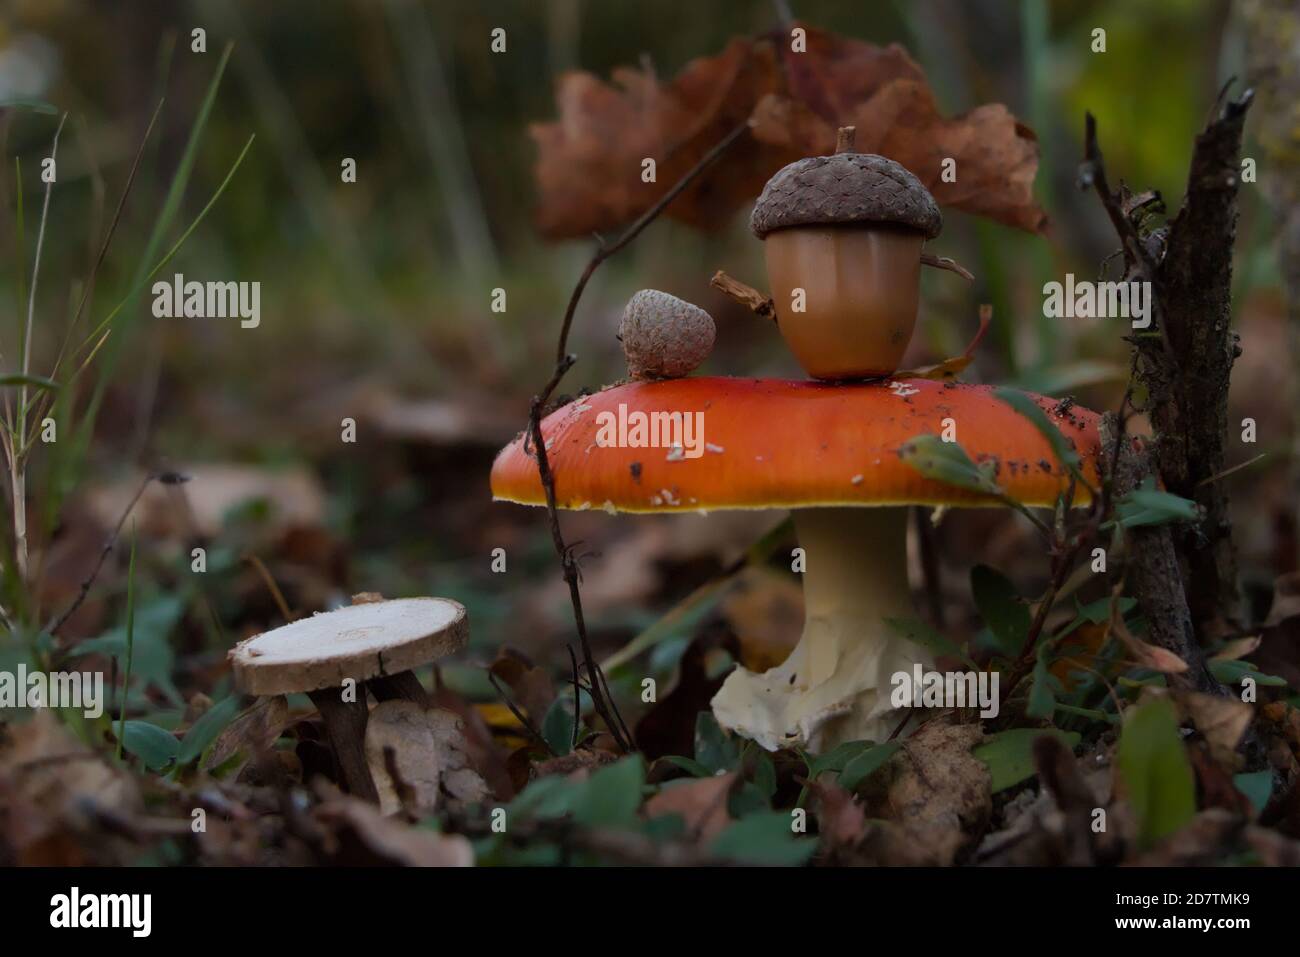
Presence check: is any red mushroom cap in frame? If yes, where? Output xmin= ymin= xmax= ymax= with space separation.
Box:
xmin=491 ymin=377 xmax=1101 ymax=513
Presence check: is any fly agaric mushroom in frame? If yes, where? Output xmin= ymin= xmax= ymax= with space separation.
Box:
xmin=228 ymin=596 xmax=467 ymax=800
xmin=751 ymin=127 xmax=946 ymax=381
xmin=620 ymin=289 xmax=716 ymax=379
xmin=491 ymin=376 xmax=1101 ymax=751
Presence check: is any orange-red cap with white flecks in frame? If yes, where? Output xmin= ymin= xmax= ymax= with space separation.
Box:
xmin=490 ymin=376 xmax=1101 ymax=513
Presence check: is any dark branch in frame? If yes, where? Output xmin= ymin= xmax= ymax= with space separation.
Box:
xmin=525 ymin=122 xmax=749 ymax=752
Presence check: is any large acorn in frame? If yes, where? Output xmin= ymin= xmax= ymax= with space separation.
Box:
xmin=751 ymin=127 xmax=944 ymax=381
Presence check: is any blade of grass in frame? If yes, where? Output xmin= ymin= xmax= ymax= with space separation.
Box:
xmin=11 ymin=112 xmax=67 ymax=582
xmin=6 ymin=156 xmax=25 ymax=425
xmin=20 ymin=113 xmax=67 ymax=417
xmin=74 ymin=132 xmax=254 ymax=363
xmin=45 ymin=99 xmax=164 ymax=386
xmin=75 ymin=42 xmax=234 ymax=445
xmin=116 ymin=524 xmax=137 ymax=761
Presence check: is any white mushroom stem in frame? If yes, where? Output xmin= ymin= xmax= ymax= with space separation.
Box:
xmin=711 ymin=506 xmax=933 ymax=752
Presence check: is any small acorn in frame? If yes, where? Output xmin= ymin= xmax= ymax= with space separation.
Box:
xmin=751 ymin=126 xmax=946 ymax=381
xmin=619 ymin=289 xmax=715 ymax=379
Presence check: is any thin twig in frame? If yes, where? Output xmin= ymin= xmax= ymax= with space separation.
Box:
xmin=244 ymin=553 xmax=295 ymax=623
xmin=710 ymin=269 xmax=777 ymax=321
xmin=45 ymin=473 xmax=154 ymax=638
xmin=487 ymin=671 xmax=554 ymax=756
xmin=567 ymin=644 xmax=581 ymax=751
xmin=920 ymin=252 xmax=975 ymax=281
xmin=525 ymin=122 xmax=749 ymax=752
xmin=1196 ymin=452 xmax=1267 ymax=488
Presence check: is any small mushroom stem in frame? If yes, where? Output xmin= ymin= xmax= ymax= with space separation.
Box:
xmin=711 ymin=506 xmax=932 ymax=750
xmin=308 ymin=687 xmax=379 ymax=802
xmin=835 ymin=125 xmax=856 ymax=153
xmin=368 ymin=670 xmax=430 ymax=707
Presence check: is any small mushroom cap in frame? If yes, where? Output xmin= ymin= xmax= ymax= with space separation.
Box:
xmin=491 ymin=377 xmax=1100 ymax=513
xmin=229 ymin=598 xmax=467 ymax=696
xmin=750 ymin=153 xmax=942 ymax=240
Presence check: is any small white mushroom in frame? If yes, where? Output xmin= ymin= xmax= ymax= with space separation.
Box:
xmin=619 ymin=289 xmax=715 ymax=379
xmin=228 ymin=597 xmax=467 ymax=803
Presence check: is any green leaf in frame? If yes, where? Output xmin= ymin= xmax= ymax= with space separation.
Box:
xmin=0 ymin=97 xmax=58 ymax=114
xmin=752 ymin=750 xmax=777 ymax=798
xmin=176 ymin=696 xmax=242 ymax=767
xmin=899 ymin=434 xmax=1002 ymax=496
xmin=116 ymin=529 xmax=138 ymax=760
xmin=1054 ymin=703 xmax=1120 ymax=725
xmin=994 ymin=387 xmax=1083 ymax=478
xmin=541 ymin=696 xmax=577 ymax=757
xmin=1075 ymin=595 xmax=1138 ymax=625
xmin=507 ymin=774 xmax=576 ymax=819
xmin=710 ymin=812 xmax=816 ymax=866
xmin=1026 ymin=645 xmax=1057 ymax=720
xmin=837 ymin=741 xmax=901 ymax=792
xmin=694 ymin=711 xmax=739 ymax=773
xmin=121 ymin=720 xmax=180 ymax=771
xmin=77 ymin=593 xmax=185 ymax=705
xmin=727 ymin=781 xmax=771 ymax=818
xmin=807 ymin=740 xmax=875 ymax=778
xmin=885 ymin=616 xmax=977 ymax=669
xmin=1118 ymin=696 xmax=1196 ymax=847
xmin=0 ymin=373 xmax=58 ymax=391
xmin=1113 ymin=477 xmax=1201 ymax=529
xmin=657 ymin=755 xmax=712 ymax=778
xmin=569 ymin=755 xmax=645 ymax=829
xmin=971 ymin=565 xmax=1030 ymax=657
xmin=1233 ymin=771 xmax=1272 ymax=815
xmin=973 ymin=728 xmax=1081 ymax=793
xmin=1208 ymin=659 xmax=1288 ymax=688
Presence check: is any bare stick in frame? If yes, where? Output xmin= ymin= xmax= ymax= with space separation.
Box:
xmin=45 ymin=473 xmax=155 ymax=638
xmin=525 ymin=122 xmax=749 ymax=752
xmin=487 ymin=670 xmax=553 ymax=756
xmin=710 ymin=270 xmax=777 ymax=321
xmin=1084 ymin=99 xmax=1253 ymax=633
xmin=920 ymin=252 xmax=975 ymax=281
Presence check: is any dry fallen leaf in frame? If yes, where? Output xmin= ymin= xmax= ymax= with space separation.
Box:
xmin=532 ymin=23 xmax=1044 ymax=238
xmin=644 ymin=771 xmax=736 ymax=842
xmin=365 ymin=700 xmax=444 ymax=816
xmin=205 ymin=695 xmax=293 ymax=773
xmin=430 ymin=686 xmax=515 ymax=802
xmin=1170 ymin=690 xmax=1253 ymax=769
xmin=809 ymin=778 xmax=868 ymax=851
xmin=315 ymin=794 xmax=474 ymax=867
xmin=0 ymin=711 xmax=141 ymax=864
xmin=425 ymin=708 xmax=492 ymax=809
xmin=1109 ymin=608 xmax=1189 ymax=674
xmin=857 ymin=719 xmax=991 ymax=865
xmin=488 ymin=648 xmax=557 ymax=725
xmin=1210 ymin=635 xmax=1262 ymax=661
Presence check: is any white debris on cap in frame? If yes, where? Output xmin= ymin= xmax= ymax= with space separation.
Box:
xmin=619 ymin=289 xmax=716 ymax=379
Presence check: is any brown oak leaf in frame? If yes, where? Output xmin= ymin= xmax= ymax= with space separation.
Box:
xmin=531 ymin=24 xmax=1045 ymax=238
